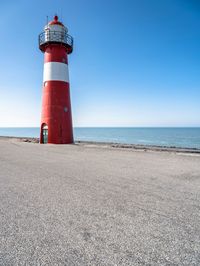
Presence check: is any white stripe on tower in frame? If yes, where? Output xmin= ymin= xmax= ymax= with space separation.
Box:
xmin=43 ymin=62 xmax=69 ymax=83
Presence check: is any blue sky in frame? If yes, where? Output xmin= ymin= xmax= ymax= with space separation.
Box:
xmin=0 ymin=0 xmax=199 ymax=127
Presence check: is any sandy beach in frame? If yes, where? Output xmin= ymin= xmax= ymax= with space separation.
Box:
xmin=0 ymin=137 xmax=200 ymax=265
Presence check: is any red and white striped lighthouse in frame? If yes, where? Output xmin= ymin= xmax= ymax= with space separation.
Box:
xmin=39 ymin=15 xmax=74 ymax=144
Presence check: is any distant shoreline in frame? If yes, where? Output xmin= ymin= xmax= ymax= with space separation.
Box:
xmin=1 ymin=136 xmax=200 ymax=154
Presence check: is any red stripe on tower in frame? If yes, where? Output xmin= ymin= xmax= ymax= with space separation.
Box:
xmin=39 ymin=15 xmax=74 ymax=144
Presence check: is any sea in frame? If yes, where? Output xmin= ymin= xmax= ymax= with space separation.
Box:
xmin=0 ymin=127 xmax=200 ymax=149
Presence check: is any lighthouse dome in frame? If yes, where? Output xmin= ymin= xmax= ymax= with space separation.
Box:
xmin=44 ymin=15 xmax=68 ymax=33
xmin=49 ymin=15 xmax=64 ymax=26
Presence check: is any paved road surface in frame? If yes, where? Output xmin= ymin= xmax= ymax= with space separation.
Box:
xmin=0 ymin=138 xmax=200 ymax=265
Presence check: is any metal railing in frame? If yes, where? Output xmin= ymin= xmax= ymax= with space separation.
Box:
xmin=39 ymin=30 xmax=73 ymax=50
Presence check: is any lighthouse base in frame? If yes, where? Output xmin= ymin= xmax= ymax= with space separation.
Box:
xmin=40 ymin=122 xmax=74 ymax=144
xmin=40 ymin=80 xmax=73 ymax=144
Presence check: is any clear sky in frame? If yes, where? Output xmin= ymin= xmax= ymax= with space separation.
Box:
xmin=0 ymin=0 xmax=199 ymax=127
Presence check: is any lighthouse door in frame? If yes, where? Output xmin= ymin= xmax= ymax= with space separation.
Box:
xmin=42 ymin=124 xmax=48 ymax=144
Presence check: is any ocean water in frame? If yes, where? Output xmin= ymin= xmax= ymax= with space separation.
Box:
xmin=0 ymin=127 xmax=200 ymax=149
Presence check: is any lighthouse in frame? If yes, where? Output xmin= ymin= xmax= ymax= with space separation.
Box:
xmin=39 ymin=15 xmax=74 ymax=144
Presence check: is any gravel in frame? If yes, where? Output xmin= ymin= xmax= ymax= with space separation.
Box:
xmin=0 ymin=138 xmax=200 ymax=265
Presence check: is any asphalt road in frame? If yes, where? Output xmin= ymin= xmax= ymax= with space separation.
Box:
xmin=0 ymin=138 xmax=200 ymax=265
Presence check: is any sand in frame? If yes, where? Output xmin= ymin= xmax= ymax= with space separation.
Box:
xmin=0 ymin=137 xmax=200 ymax=265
